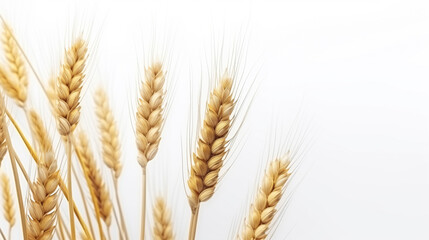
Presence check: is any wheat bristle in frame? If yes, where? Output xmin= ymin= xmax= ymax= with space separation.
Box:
xmin=77 ymin=131 xmax=112 ymax=226
xmin=0 ymin=23 xmax=27 ymax=106
xmin=27 ymin=152 xmax=59 ymax=240
xmin=240 ymin=157 xmax=291 ymax=240
xmin=28 ymin=109 xmax=53 ymax=153
xmin=136 ymin=62 xmax=165 ymax=168
xmin=94 ymin=87 xmax=122 ymax=178
xmin=187 ymin=73 xmax=235 ymax=210
xmin=54 ymin=38 xmax=87 ymax=136
xmin=152 ymin=197 xmax=174 ymax=240
xmin=0 ymin=173 xmax=15 ymax=227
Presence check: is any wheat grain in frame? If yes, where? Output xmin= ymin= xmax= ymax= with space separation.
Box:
xmin=54 ymin=38 xmax=87 ymax=136
xmin=152 ymin=197 xmax=174 ymax=240
xmin=27 ymin=152 xmax=59 ymax=240
xmin=240 ymin=157 xmax=291 ymax=240
xmin=0 ymin=173 xmax=15 ymax=228
xmin=187 ymin=73 xmax=234 ymax=210
xmin=94 ymin=87 xmax=122 ymax=178
xmin=77 ymin=131 xmax=112 ymax=226
xmin=0 ymin=23 xmax=27 ymax=106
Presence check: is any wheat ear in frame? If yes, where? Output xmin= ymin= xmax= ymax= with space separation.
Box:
xmin=240 ymin=157 xmax=291 ymax=240
xmin=27 ymin=152 xmax=59 ymax=240
xmin=94 ymin=87 xmax=122 ymax=177
xmin=54 ymin=38 xmax=87 ymax=136
xmin=28 ymin=110 xmax=53 ymax=153
xmin=153 ymin=197 xmax=174 ymax=240
xmin=54 ymin=37 xmax=87 ymax=240
xmin=136 ymin=62 xmax=165 ymax=239
xmin=187 ymin=73 xmax=235 ymax=240
xmin=77 ymin=131 xmax=113 ymax=226
xmin=0 ymin=23 xmax=27 ymax=106
xmin=94 ymin=87 xmax=128 ymax=239
xmin=1 ymin=173 xmax=15 ymax=239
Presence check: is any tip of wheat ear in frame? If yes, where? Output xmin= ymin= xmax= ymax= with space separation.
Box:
xmin=27 ymin=152 xmax=59 ymax=240
xmin=55 ymin=38 xmax=88 ymax=137
xmin=240 ymin=156 xmax=291 ymax=240
xmin=136 ymin=62 xmax=165 ymax=168
xmin=94 ymin=88 xmax=122 ymax=178
xmin=152 ymin=197 xmax=174 ymax=240
xmin=0 ymin=23 xmax=27 ymax=106
xmin=0 ymin=173 xmax=15 ymax=227
xmin=77 ymin=131 xmax=113 ymax=226
xmin=187 ymin=73 xmax=235 ymax=210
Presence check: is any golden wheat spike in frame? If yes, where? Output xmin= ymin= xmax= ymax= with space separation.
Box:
xmin=152 ymin=197 xmax=174 ymax=240
xmin=240 ymin=156 xmax=291 ymax=240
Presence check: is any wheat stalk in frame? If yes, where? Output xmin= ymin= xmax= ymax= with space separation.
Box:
xmin=0 ymin=22 xmax=27 ymax=107
xmin=187 ymin=73 xmax=235 ymax=240
xmin=27 ymin=152 xmax=59 ymax=240
xmin=152 ymin=197 xmax=174 ymax=240
xmin=0 ymin=94 xmax=27 ymax=240
xmin=136 ymin=62 xmax=166 ymax=239
xmin=76 ymin=131 xmax=113 ymax=227
xmin=54 ymin=37 xmax=87 ymax=240
xmin=0 ymin=173 xmax=15 ymax=239
xmin=239 ymin=157 xmax=291 ymax=240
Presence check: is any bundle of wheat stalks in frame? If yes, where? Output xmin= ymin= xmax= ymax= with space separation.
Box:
xmin=0 ymin=19 xmax=297 ymax=240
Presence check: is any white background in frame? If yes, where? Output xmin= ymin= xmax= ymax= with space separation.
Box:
xmin=0 ymin=0 xmax=428 ymax=239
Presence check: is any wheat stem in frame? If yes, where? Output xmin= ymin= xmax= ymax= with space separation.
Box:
xmin=57 ymin=210 xmax=67 ymax=240
xmin=0 ymin=227 xmax=5 ymax=240
xmin=64 ymin=137 xmax=76 ymax=240
xmin=113 ymin=178 xmax=127 ymax=240
xmin=2 ymin=110 xmax=27 ymax=240
xmin=188 ymin=204 xmax=200 ymax=240
xmin=141 ymin=167 xmax=147 ymax=240
xmin=73 ymin=165 xmax=96 ymax=238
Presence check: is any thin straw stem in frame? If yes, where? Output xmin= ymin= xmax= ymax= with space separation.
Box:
xmin=3 ymin=117 xmax=27 ymax=240
xmin=188 ymin=204 xmax=200 ymax=240
xmin=66 ymin=137 xmax=76 ymax=240
xmin=73 ymin=165 xmax=95 ymax=238
xmin=113 ymin=177 xmax=128 ymax=240
xmin=141 ymin=167 xmax=147 ymax=240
